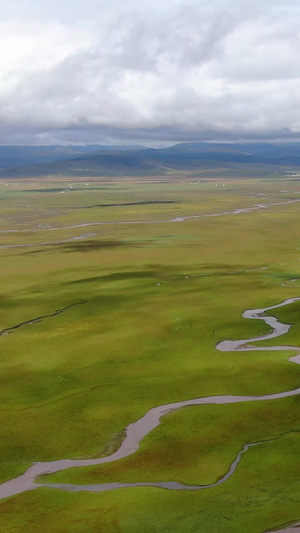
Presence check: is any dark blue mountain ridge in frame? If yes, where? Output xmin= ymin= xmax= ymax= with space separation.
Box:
xmin=1 ymin=142 xmax=300 ymax=177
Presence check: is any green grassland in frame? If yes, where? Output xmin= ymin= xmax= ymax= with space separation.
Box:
xmin=42 ymin=397 xmax=300 ymax=486
xmin=0 ymin=175 xmax=300 ymax=531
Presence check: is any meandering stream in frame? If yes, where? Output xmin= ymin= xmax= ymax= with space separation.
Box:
xmin=1 ymin=198 xmax=299 ymax=235
xmin=0 ymin=234 xmax=97 ymax=249
xmin=0 ymin=302 xmax=87 ymax=338
xmin=0 ymin=296 xmax=299 ymax=509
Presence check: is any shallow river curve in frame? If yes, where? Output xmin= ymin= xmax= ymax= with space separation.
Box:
xmin=0 ymin=295 xmax=300 ymax=531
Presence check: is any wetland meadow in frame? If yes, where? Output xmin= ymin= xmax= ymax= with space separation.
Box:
xmin=0 ymin=175 xmax=299 ymax=532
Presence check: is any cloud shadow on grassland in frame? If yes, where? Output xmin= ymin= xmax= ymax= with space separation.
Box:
xmin=75 ymin=200 xmax=179 ymax=209
xmin=23 ymin=239 xmax=132 ymax=254
xmin=61 ymin=263 xmax=233 ymax=286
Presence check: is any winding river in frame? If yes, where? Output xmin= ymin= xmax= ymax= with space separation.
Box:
xmin=0 ymin=234 xmax=97 ymax=249
xmin=1 ymin=198 xmax=300 ymax=236
xmin=0 ymin=297 xmax=299 ymax=531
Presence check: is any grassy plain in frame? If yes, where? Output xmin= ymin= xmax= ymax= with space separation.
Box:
xmin=0 ymin=174 xmax=299 ymax=531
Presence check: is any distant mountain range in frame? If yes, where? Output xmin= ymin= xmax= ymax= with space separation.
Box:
xmin=0 ymin=144 xmax=147 ymax=169
xmin=1 ymin=142 xmax=300 ymax=178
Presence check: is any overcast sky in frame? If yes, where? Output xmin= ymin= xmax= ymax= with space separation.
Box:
xmin=1 ymin=0 xmax=300 ymax=145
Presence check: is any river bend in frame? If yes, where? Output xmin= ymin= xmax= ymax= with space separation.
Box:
xmin=0 ymin=296 xmax=299 ymax=519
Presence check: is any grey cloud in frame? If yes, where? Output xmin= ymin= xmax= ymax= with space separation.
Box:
xmin=1 ymin=0 xmax=300 ymax=144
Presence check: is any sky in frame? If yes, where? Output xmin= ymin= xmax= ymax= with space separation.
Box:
xmin=0 ymin=0 xmax=300 ymax=145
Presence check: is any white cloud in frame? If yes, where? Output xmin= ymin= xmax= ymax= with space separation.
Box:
xmin=0 ymin=0 xmax=300 ymax=143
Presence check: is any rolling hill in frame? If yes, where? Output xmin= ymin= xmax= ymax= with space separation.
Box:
xmin=1 ymin=142 xmax=300 ymax=178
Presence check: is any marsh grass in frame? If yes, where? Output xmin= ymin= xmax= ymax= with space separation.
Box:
xmin=0 ymin=176 xmax=300 ymax=531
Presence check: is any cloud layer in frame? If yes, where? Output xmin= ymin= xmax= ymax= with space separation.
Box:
xmin=1 ymin=0 xmax=300 ymax=144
